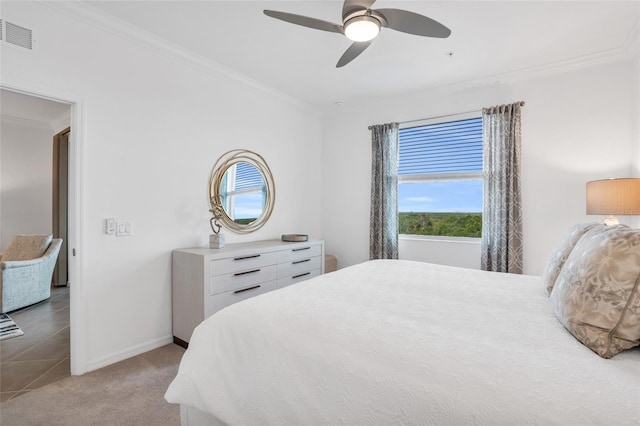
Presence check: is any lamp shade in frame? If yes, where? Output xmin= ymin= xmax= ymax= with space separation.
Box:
xmin=586 ymin=178 xmax=640 ymax=215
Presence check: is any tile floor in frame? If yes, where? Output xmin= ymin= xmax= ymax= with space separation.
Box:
xmin=0 ymin=287 xmax=70 ymax=402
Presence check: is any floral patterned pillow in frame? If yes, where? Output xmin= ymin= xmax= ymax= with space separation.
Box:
xmin=550 ymin=225 xmax=640 ymax=358
xmin=542 ymin=223 xmax=603 ymax=295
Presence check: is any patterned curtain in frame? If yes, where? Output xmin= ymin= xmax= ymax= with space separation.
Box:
xmin=370 ymin=123 xmax=400 ymax=260
xmin=481 ymin=102 xmax=524 ymax=273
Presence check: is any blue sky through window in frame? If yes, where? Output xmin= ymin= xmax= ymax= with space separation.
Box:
xmin=399 ymin=180 xmax=482 ymax=213
xmin=233 ymin=193 xmax=264 ymax=219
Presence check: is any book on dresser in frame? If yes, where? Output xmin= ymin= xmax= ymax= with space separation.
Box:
xmin=172 ymin=239 xmax=325 ymax=346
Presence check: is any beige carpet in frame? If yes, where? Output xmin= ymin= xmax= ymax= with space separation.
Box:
xmin=0 ymin=343 xmax=185 ymax=426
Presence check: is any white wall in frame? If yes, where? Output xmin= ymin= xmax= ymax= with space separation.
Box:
xmin=632 ymin=51 xmax=640 ymax=229
xmin=0 ymin=118 xmax=54 ymax=249
xmin=1 ymin=2 xmax=323 ymax=372
xmin=323 ymin=60 xmax=636 ymax=275
xmin=636 ymin=52 xmax=640 ymax=172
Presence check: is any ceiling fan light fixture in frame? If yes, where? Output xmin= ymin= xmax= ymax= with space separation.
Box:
xmin=264 ymin=2 xmax=451 ymax=67
xmin=344 ymin=15 xmax=380 ymax=42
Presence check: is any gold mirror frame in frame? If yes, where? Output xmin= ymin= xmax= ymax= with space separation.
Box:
xmin=208 ymin=149 xmax=275 ymax=234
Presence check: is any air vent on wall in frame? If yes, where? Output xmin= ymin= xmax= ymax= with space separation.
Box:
xmin=1 ymin=20 xmax=33 ymax=50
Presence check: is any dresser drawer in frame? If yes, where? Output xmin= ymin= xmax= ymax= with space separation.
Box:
xmin=209 ymin=265 xmax=277 ymax=295
xmin=277 ymin=268 xmax=321 ymax=289
xmin=206 ymin=280 xmax=277 ymax=317
xmin=173 ymin=240 xmax=324 ymax=345
xmin=277 ymin=244 xmax=322 ymax=263
xmin=210 ymin=251 xmax=277 ymax=276
xmin=277 ymin=255 xmax=322 ymax=279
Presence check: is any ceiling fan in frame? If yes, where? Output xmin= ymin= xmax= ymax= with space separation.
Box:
xmin=263 ymin=0 xmax=451 ymax=68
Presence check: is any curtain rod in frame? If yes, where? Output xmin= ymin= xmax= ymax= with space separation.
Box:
xmin=367 ymin=101 xmax=525 ymax=130
xmin=400 ymin=109 xmax=481 ymax=126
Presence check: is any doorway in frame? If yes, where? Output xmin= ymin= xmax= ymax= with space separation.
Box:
xmin=0 ymin=85 xmax=87 ymax=386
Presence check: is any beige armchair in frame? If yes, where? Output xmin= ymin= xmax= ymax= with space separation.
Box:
xmin=0 ymin=234 xmax=62 ymax=313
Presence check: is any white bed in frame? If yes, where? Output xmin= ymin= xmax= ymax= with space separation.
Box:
xmin=165 ymin=260 xmax=640 ymax=425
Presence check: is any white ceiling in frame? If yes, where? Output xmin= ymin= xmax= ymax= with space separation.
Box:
xmin=5 ymin=1 xmax=639 ymax=114
xmin=84 ymin=0 xmax=639 ymax=108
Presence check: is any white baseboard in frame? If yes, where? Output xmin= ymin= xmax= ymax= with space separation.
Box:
xmin=84 ymin=334 xmax=173 ymax=373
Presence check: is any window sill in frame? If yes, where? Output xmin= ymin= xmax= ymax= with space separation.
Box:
xmin=399 ymin=234 xmax=481 ymax=244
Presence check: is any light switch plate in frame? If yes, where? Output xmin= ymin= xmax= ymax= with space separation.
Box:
xmin=116 ymin=221 xmax=132 ymax=236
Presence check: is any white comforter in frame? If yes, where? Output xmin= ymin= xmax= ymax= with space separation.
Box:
xmin=165 ymin=260 xmax=640 ymax=425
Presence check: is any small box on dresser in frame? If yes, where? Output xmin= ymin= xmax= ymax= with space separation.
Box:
xmin=172 ymin=239 xmax=324 ymax=347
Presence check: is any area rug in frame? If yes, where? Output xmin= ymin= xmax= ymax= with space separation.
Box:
xmin=0 ymin=313 xmax=24 ymax=340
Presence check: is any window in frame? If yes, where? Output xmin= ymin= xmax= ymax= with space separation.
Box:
xmin=398 ymin=116 xmax=483 ymax=238
xmin=220 ymin=162 xmax=265 ymax=224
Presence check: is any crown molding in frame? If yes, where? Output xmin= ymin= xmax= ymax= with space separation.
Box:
xmin=347 ymin=35 xmax=640 ymax=112
xmin=624 ymin=18 xmax=640 ymax=59
xmin=410 ymin=19 xmax=640 ymax=99
xmin=39 ymin=1 xmax=316 ymax=112
xmin=1 ymin=113 xmax=53 ymax=130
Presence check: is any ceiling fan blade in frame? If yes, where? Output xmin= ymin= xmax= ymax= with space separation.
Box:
xmin=264 ymin=10 xmax=343 ymax=34
xmin=342 ymin=0 xmax=377 ymax=20
xmin=375 ymin=9 xmax=451 ymax=38
xmin=336 ymin=41 xmax=371 ymax=68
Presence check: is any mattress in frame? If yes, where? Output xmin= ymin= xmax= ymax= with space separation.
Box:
xmin=165 ymin=259 xmax=640 ymax=425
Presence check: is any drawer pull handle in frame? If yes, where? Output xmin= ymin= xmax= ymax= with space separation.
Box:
xmin=234 ymin=269 xmax=261 ymax=277
xmin=292 ymin=259 xmax=311 ymax=265
xmin=234 ymin=285 xmax=261 ymax=294
xmin=292 ymin=272 xmax=311 ymax=279
xmin=234 ymin=254 xmax=261 ymax=261
xmin=292 ymin=247 xmax=311 ymax=252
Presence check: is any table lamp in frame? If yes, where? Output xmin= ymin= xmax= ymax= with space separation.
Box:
xmin=586 ymin=178 xmax=640 ymax=225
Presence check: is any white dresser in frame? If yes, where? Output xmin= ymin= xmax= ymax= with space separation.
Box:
xmin=172 ymin=239 xmax=324 ymax=346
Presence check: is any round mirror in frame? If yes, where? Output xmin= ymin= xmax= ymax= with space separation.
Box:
xmin=209 ymin=150 xmax=275 ymax=234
